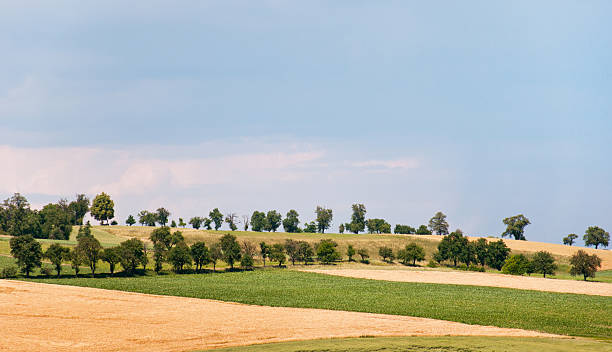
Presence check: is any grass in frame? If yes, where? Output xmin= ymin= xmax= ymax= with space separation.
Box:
xmin=212 ymin=336 xmax=612 ymax=352
xmin=28 ymin=269 xmax=612 ymax=339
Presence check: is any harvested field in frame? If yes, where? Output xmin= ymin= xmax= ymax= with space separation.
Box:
xmin=304 ymin=268 xmax=612 ymax=296
xmin=0 ymin=280 xmax=560 ymax=352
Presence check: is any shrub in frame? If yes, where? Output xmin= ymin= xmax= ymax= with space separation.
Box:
xmin=1 ymin=265 xmax=18 ymax=278
xmin=240 ymin=254 xmax=254 ymax=270
xmin=40 ymin=265 xmax=53 ymax=276
xmin=426 ymin=260 xmax=438 ymax=268
xmin=357 ymin=248 xmax=369 ymax=263
xmin=378 ymin=246 xmax=394 ymax=262
xmin=468 ymin=264 xmax=485 ymax=272
xmin=397 ymin=243 xmax=426 ymax=266
xmin=457 ymin=263 xmax=468 ymax=271
xmin=316 ymin=239 xmax=341 ymax=264
xmin=502 ymin=254 xmax=530 ymax=275
xmin=394 ymin=224 xmax=416 ymax=234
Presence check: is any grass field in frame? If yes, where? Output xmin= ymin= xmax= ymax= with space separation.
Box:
xmin=28 ymin=269 xmax=612 ymax=339
xmin=213 ymin=336 xmax=612 ymax=352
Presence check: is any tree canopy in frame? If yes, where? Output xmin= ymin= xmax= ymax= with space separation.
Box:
xmin=428 ymin=211 xmax=449 ymax=236
xmin=91 ymin=192 xmax=114 ymax=225
xmin=501 ymin=214 xmax=530 ymax=241
xmin=583 ymin=226 xmax=609 ymax=249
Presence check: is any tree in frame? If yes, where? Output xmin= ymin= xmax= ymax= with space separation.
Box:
xmin=532 ymin=251 xmax=557 ymax=278
xmin=10 ymin=235 xmax=42 ymax=277
xmin=378 ymin=246 xmax=394 ymax=262
xmin=203 ymin=217 xmax=212 ymax=230
xmin=570 ymin=250 xmax=602 ymax=281
xmin=583 ymin=226 xmax=609 ymax=249
xmin=394 ymin=225 xmax=416 ymax=234
xmin=178 ymin=218 xmax=186 ymax=228
xmin=285 ymin=239 xmax=300 ymax=265
xmin=240 ymin=253 xmax=254 ymax=269
xmin=190 ymin=242 xmax=210 ymax=272
xmin=338 ymin=223 xmax=345 ymax=234
xmin=397 ymin=243 xmax=426 ymax=266
xmin=270 ymin=243 xmax=286 ymax=267
xmin=210 ymin=243 xmax=222 ymax=271
xmin=502 ymin=254 xmax=530 ymax=275
xmin=168 ymin=241 xmax=192 ymax=272
xmin=90 ymin=192 xmax=114 ymax=225
xmin=150 ymin=226 xmax=172 ymax=249
xmin=251 ymin=211 xmax=266 ymax=232
xmin=317 ymin=239 xmax=341 ymax=264
xmin=44 ymin=243 xmax=70 ymax=277
xmin=298 ymin=241 xmax=314 ymax=264
xmin=563 ymin=233 xmax=578 ymax=246
xmin=68 ymin=194 xmax=89 ymax=225
xmin=473 ymin=238 xmax=489 ymax=267
xmin=357 ymin=248 xmax=369 ymax=263
xmin=346 ymin=244 xmax=356 ymax=262
xmin=501 ymin=214 xmax=530 ymax=241
xmin=303 ymin=221 xmax=317 ymax=233
xmin=349 ymin=204 xmax=367 ymax=234
xmin=486 ymin=240 xmax=510 ymax=270
xmin=3 ymin=193 xmax=32 ymax=236
xmin=283 ymin=210 xmax=300 ymax=233
xmin=101 ymin=247 xmax=121 ymax=276
xmin=242 ymin=215 xmax=250 ymax=231
xmin=40 ymin=203 xmax=72 ymax=240
xmin=265 ymin=210 xmax=282 ymax=232
xmin=76 ymin=235 xmax=102 ymax=277
xmin=437 ymin=231 xmax=468 ymax=266
xmin=366 ymin=219 xmax=391 ymax=234
xmin=170 ymin=220 xmax=177 ymax=228
xmin=242 ymin=241 xmax=257 ymax=258
xmin=415 ymin=225 xmax=431 ymax=235
xmin=225 ymin=213 xmax=238 ymax=231
xmin=259 ymin=242 xmax=270 ymax=267
xmin=428 ymin=211 xmax=449 ymax=236
xmin=220 ymin=234 xmax=241 ymax=269
xmin=315 ymin=206 xmax=333 ymax=233
xmin=189 ymin=216 xmax=203 ymax=229
xmin=209 ymin=208 xmax=224 ymax=230
xmin=76 ymin=221 xmax=92 ymax=240
xmin=69 ymin=248 xmax=83 ymax=277
xmin=156 ymin=207 xmax=171 ymax=226
xmin=152 ymin=243 xmax=165 ymax=273
xmin=126 ymin=215 xmax=136 ymax=226
xmin=118 ymin=238 xmax=145 ymax=275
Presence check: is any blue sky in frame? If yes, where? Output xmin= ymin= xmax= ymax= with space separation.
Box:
xmin=1 ymin=1 xmax=611 ymax=245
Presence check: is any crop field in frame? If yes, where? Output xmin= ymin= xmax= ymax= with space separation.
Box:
xmin=29 ymin=270 xmax=612 ymax=338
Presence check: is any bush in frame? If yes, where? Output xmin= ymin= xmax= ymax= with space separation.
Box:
xmin=378 ymin=246 xmax=394 ymax=262
xmin=1 ymin=265 xmax=18 ymax=278
xmin=40 ymin=265 xmax=53 ymax=276
xmin=468 ymin=264 xmax=485 ymax=272
xmin=502 ymin=254 xmax=530 ymax=275
xmin=426 ymin=260 xmax=438 ymax=268
xmin=240 ymin=254 xmax=254 ymax=269
xmin=457 ymin=263 xmax=468 ymax=271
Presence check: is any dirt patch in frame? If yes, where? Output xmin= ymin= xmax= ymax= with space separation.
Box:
xmin=0 ymin=280 xmax=560 ymax=352
xmin=304 ymin=269 xmax=612 ymax=296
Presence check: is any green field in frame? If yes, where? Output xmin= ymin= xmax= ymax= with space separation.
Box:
xmin=213 ymin=336 xmax=612 ymax=352
xmin=28 ymin=269 xmax=612 ymax=339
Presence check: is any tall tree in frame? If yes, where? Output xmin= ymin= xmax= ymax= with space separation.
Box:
xmin=220 ymin=234 xmax=241 ymax=269
xmin=563 ymin=233 xmax=578 ymax=246
xmin=190 ymin=241 xmax=210 ymax=272
xmin=259 ymin=241 xmax=270 ymax=267
xmin=265 ymin=210 xmax=282 ymax=232
xmin=437 ymin=230 xmax=467 ymax=266
xmin=168 ymin=241 xmax=192 ymax=272
xmin=76 ymin=235 xmax=102 ymax=277
xmin=531 ymin=251 xmax=557 ymax=278
xmin=101 ymin=247 xmax=121 ymax=276
xmin=269 ymin=243 xmax=286 ymax=267
xmin=225 ymin=213 xmax=238 ymax=231
xmin=209 ymin=208 xmax=224 ymax=230
xmin=209 ymin=243 xmax=223 ymax=272
xmin=68 ymin=194 xmax=90 ymax=225
xmin=90 ymin=192 xmax=114 ymax=225
xmin=9 ymin=235 xmax=42 ymax=277
xmin=251 ymin=211 xmax=266 ymax=232
xmin=282 ymin=210 xmax=300 ymax=233
xmin=428 ymin=211 xmax=449 ymax=236
xmin=501 ymin=214 xmax=530 ymax=241
xmin=583 ymin=226 xmax=609 ymax=249
xmin=178 ymin=218 xmax=186 ymax=228
xmin=189 ymin=216 xmax=203 ymax=229
xmin=118 ymin=238 xmax=146 ymax=275
xmin=3 ymin=193 xmax=32 ymax=236
xmin=285 ymin=239 xmax=300 ymax=265
xmin=315 ymin=206 xmax=333 ymax=233
xmin=473 ymin=238 xmax=489 ymax=266
xmin=570 ymin=250 xmax=602 ymax=281
xmin=349 ymin=204 xmax=367 ymax=234
xmin=242 ymin=215 xmax=250 ymax=231
xmin=44 ymin=243 xmax=70 ymax=277
xmin=40 ymin=203 xmax=72 ymax=240
xmin=156 ymin=207 xmax=171 ymax=226
xmin=486 ymin=240 xmax=510 ymax=270
xmin=126 ymin=215 xmax=136 ymax=226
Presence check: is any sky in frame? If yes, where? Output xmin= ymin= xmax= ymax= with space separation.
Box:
xmin=1 ymin=1 xmax=611 ymax=245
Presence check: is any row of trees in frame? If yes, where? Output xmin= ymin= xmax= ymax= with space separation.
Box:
xmin=563 ymin=227 xmax=610 ymax=249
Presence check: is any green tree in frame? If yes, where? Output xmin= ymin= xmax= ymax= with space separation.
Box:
xmin=10 ymin=235 xmax=42 ymax=277
xmin=203 ymin=217 xmax=212 ymax=230
xmin=189 ymin=216 xmax=203 ymax=229
xmin=259 ymin=241 xmax=270 ymax=267
xmin=170 ymin=220 xmax=177 ymax=228
xmin=317 ymin=239 xmax=341 ymax=264
xmin=303 ymin=221 xmax=317 ymax=233
xmin=283 ymin=210 xmax=300 ymax=233
xmin=378 ymin=246 xmax=394 ymax=263
xmin=437 ymin=231 xmax=468 ymax=266
xmin=366 ymin=218 xmax=391 ymax=234
xmin=298 ymin=241 xmax=314 ymax=264
xmin=220 ymin=234 xmax=241 ymax=269
xmin=251 ymin=211 xmax=267 ymax=232
xmin=150 ymin=226 xmax=172 ymax=249
xmin=190 ymin=242 xmax=210 ymax=272
xmin=285 ymin=239 xmax=300 ymax=265
xmin=531 ymin=251 xmax=557 ymax=278
xmin=90 ymin=192 xmax=114 ymax=225
xmin=242 ymin=215 xmax=250 ymax=231
xmin=68 ymin=194 xmax=90 ymax=225
xmin=357 ymin=248 xmax=369 ymax=263
xmin=346 ymin=244 xmax=356 ymax=262
xmin=265 ymin=210 xmax=282 ymax=232
xmin=502 ymin=254 xmax=530 ymax=275
xmin=167 ymin=241 xmax=192 ymax=272
xmin=76 ymin=235 xmax=102 ymax=277
xmin=583 ymin=226 xmax=609 ymax=249
xmin=118 ymin=238 xmax=145 ymax=275
xmin=501 ymin=214 xmax=530 ymax=241
xmin=209 ymin=243 xmax=222 ymax=272
xmin=156 ymin=207 xmax=171 ymax=226
xmin=209 ymin=208 xmax=224 ymax=230
xmin=486 ymin=240 xmax=510 ymax=270
xmin=126 ymin=215 xmax=136 ymax=226
xmin=398 ymin=242 xmax=426 ymax=266
xmin=69 ymin=248 xmax=82 ymax=277
xmin=269 ymin=243 xmax=286 ymax=267
xmin=40 ymin=203 xmax=72 ymax=240
xmin=570 ymin=250 xmax=602 ymax=281
xmin=473 ymin=238 xmax=489 ymax=266
xmin=394 ymin=225 xmax=416 ymax=234
xmin=225 ymin=213 xmax=238 ymax=231
xmin=178 ymin=218 xmax=186 ymax=228
xmin=315 ymin=206 xmax=333 ymax=233
xmin=563 ymin=233 xmax=578 ymax=246
xmin=101 ymin=247 xmax=121 ymax=276
xmin=44 ymin=243 xmax=70 ymax=277
xmin=428 ymin=211 xmax=449 ymax=236
xmin=3 ymin=193 xmax=32 ymax=236
xmin=240 ymin=253 xmax=254 ymax=269
xmin=415 ymin=225 xmax=431 ymax=235
xmin=349 ymin=203 xmax=367 ymax=234
xmin=338 ymin=223 xmax=345 ymax=234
